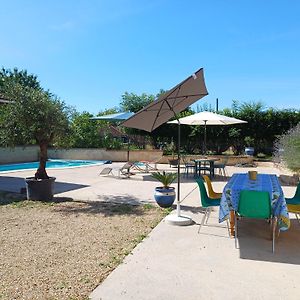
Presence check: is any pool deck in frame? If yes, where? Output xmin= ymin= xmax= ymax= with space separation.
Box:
xmin=1 ymin=162 xmax=300 ymax=299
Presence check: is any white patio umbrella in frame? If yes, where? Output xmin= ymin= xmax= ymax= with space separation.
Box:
xmin=168 ymin=111 xmax=247 ymax=154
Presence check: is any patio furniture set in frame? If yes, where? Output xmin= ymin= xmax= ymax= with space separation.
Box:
xmin=182 ymin=157 xmax=227 ymax=178
xmin=98 ymin=159 xmax=299 ymax=253
xmin=197 ymin=172 xmax=300 ymax=253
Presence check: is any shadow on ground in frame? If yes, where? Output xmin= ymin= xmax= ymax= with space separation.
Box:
xmin=0 ymin=176 xmax=89 ymax=194
xmin=98 ymin=194 xmax=152 ymax=205
xmin=179 ymin=174 xmax=231 ymax=183
xmin=237 ymin=219 xmax=300 ymax=264
xmin=54 ymin=181 xmax=89 ymax=193
xmin=53 ymin=199 xmax=153 ymax=216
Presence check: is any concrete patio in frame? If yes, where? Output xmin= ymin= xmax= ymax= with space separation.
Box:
xmin=0 ymin=162 xmax=299 ymax=299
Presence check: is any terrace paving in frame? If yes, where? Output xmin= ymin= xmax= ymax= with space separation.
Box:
xmin=0 ymin=162 xmax=299 ymax=299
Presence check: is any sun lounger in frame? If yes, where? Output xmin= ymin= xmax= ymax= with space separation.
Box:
xmin=99 ymin=167 xmax=113 ymax=176
xmin=132 ymin=161 xmax=158 ymax=173
xmin=99 ymin=163 xmax=135 ymax=179
xmin=118 ymin=162 xmax=135 ymax=178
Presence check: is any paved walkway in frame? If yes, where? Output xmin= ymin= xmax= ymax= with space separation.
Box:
xmin=89 ymin=164 xmax=299 ymax=300
xmin=1 ymin=162 xmax=299 ymax=299
xmin=90 ymin=168 xmax=300 ymax=300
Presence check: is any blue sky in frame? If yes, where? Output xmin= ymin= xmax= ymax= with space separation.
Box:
xmin=1 ymin=0 xmax=299 ymax=114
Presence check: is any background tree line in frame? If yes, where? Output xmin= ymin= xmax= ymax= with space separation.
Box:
xmin=1 ymin=68 xmax=299 ymax=157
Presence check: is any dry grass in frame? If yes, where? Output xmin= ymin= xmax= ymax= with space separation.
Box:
xmin=0 ymin=192 xmax=167 ymax=300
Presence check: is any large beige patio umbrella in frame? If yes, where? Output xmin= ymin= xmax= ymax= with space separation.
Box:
xmin=169 ymin=111 xmax=247 ymax=154
xmin=122 ymin=68 xmax=208 ymax=225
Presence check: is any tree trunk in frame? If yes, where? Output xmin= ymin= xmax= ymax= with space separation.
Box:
xmin=35 ymin=142 xmax=49 ymax=179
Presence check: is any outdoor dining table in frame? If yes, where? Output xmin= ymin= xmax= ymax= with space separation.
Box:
xmin=219 ymin=173 xmax=290 ymax=236
xmin=193 ymin=158 xmax=219 ymax=178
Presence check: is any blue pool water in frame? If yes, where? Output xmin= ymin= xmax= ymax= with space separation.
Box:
xmin=0 ymin=159 xmax=108 ymax=172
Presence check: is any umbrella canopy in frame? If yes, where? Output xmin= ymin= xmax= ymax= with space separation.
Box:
xmin=122 ymin=68 xmax=208 ymax=226
xmin=122 ymin=68 xmax=208 ymax=132
xmin=168 ymin=111 xmax=247 ymax=154
xmin=90 ymin=111 xmax=134 ymax=121
xmin=90 ymin=111 xmax=134 ymax=161
xmin=168 ymin=111 xmax=247 ymax=126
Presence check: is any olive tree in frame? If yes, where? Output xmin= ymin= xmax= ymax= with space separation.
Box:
xmin=0 ymin=68 xmax=71 ymax=179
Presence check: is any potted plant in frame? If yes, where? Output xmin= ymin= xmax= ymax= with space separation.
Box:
xmin=151 ymin=171 xmax=177 ymax=208
xmin=0 ymin=68 xmax=71 ymax=201
xmin=244 ymin=136 xmax=255 ymax=156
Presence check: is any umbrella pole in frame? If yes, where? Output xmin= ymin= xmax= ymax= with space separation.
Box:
xmin=176 ymin=120 xmax=181 ymax=217
xmin=164 ymin=118 xmax=192 ymax=226
xmin=127 ymin=137 xmax=130 ymax=162
xmin=204 ymin=120 xmax=207 ymax=156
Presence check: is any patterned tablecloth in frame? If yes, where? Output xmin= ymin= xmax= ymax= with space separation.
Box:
xmin=219 ymin=173 xmax=290 ymax=231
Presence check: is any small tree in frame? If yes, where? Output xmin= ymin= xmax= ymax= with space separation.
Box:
xmin=120 ymin=92 xmax=155 ymax=113
xmin=68 ymin=111 xmax=101 ymax=148
xmin=0 ymin=69 xmax=71 ymax=179
xmin=274 ymin=123 xmax=300 ymax=175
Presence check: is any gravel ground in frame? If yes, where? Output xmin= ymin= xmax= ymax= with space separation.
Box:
xmin=0 ymin=193 xmax=166 ymax=300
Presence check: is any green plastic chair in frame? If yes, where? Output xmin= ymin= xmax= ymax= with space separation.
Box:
xmin=285 ymin=182 xmax=300 ymax=205
xmin=235 ymin=190 xmax=277 ymax=253
xmin=195 ymin=178 xmax=229 ymax=234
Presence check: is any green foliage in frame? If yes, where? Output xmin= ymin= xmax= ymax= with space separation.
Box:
xmin=215 ymin=101 xmax=300 ymax=155
xmin=151 ymin=171 xmax=177 ymax=188
xmin=151 ymin=107 xmax=194 ymax=151
xmin=120 ymin=92 xmax=155 ymax=113
xmin=66 ymin=110 xmax=125 ymax=150
xmin=244 ymin=136 xmax=254 ymax=147
xmin=0 ymin=67 xmax=42 ymax=91
xmin=154 ymin=100 xmax=300 ymax=155
xmin=96 ymin=107 xmax=119 ymax=116
xmin=121 ymin=96 xmax=299 ymax=155
xmin=274 ymin=123 xmax=300 ymax=174
xmin=0 ymin=68 xmax=71 ymax=178
xmin=67 ymin=112 xmax=101 ymax=148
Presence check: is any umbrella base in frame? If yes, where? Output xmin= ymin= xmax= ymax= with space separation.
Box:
xmin=165 ymin=214 xmax=193 ymax=226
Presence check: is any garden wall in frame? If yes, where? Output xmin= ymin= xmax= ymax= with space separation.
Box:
xmin=159 ymin=155 xmax=253 ymax=166
xmin=0 ymin=146 xmax=39 ymax=164
xmin=0 ymin=146 xmax=252 ymax=166
xmin=48 ymin=148 xmax=164 ymax=163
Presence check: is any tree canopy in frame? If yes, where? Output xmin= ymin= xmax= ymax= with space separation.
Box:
xmin=1 ymin=67 xmax=299 ymax=158
xmin=120 ymin=92 xmax=155 ymax=113
xmin=0 ymin=68 xmax=71 ymax=179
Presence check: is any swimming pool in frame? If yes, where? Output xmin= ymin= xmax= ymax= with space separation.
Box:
xmin=0 ymin=159 xmax=108 ymax=172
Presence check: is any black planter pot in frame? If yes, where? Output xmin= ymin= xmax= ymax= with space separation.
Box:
xmin=25 ymin=177 xmax=56 ymax=201
xmin=154 ymin=186 xmax=176 ymax=208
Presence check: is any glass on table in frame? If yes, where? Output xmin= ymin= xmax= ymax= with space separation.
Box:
xmin=248 ymin=171 xmax=257 ymax=181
